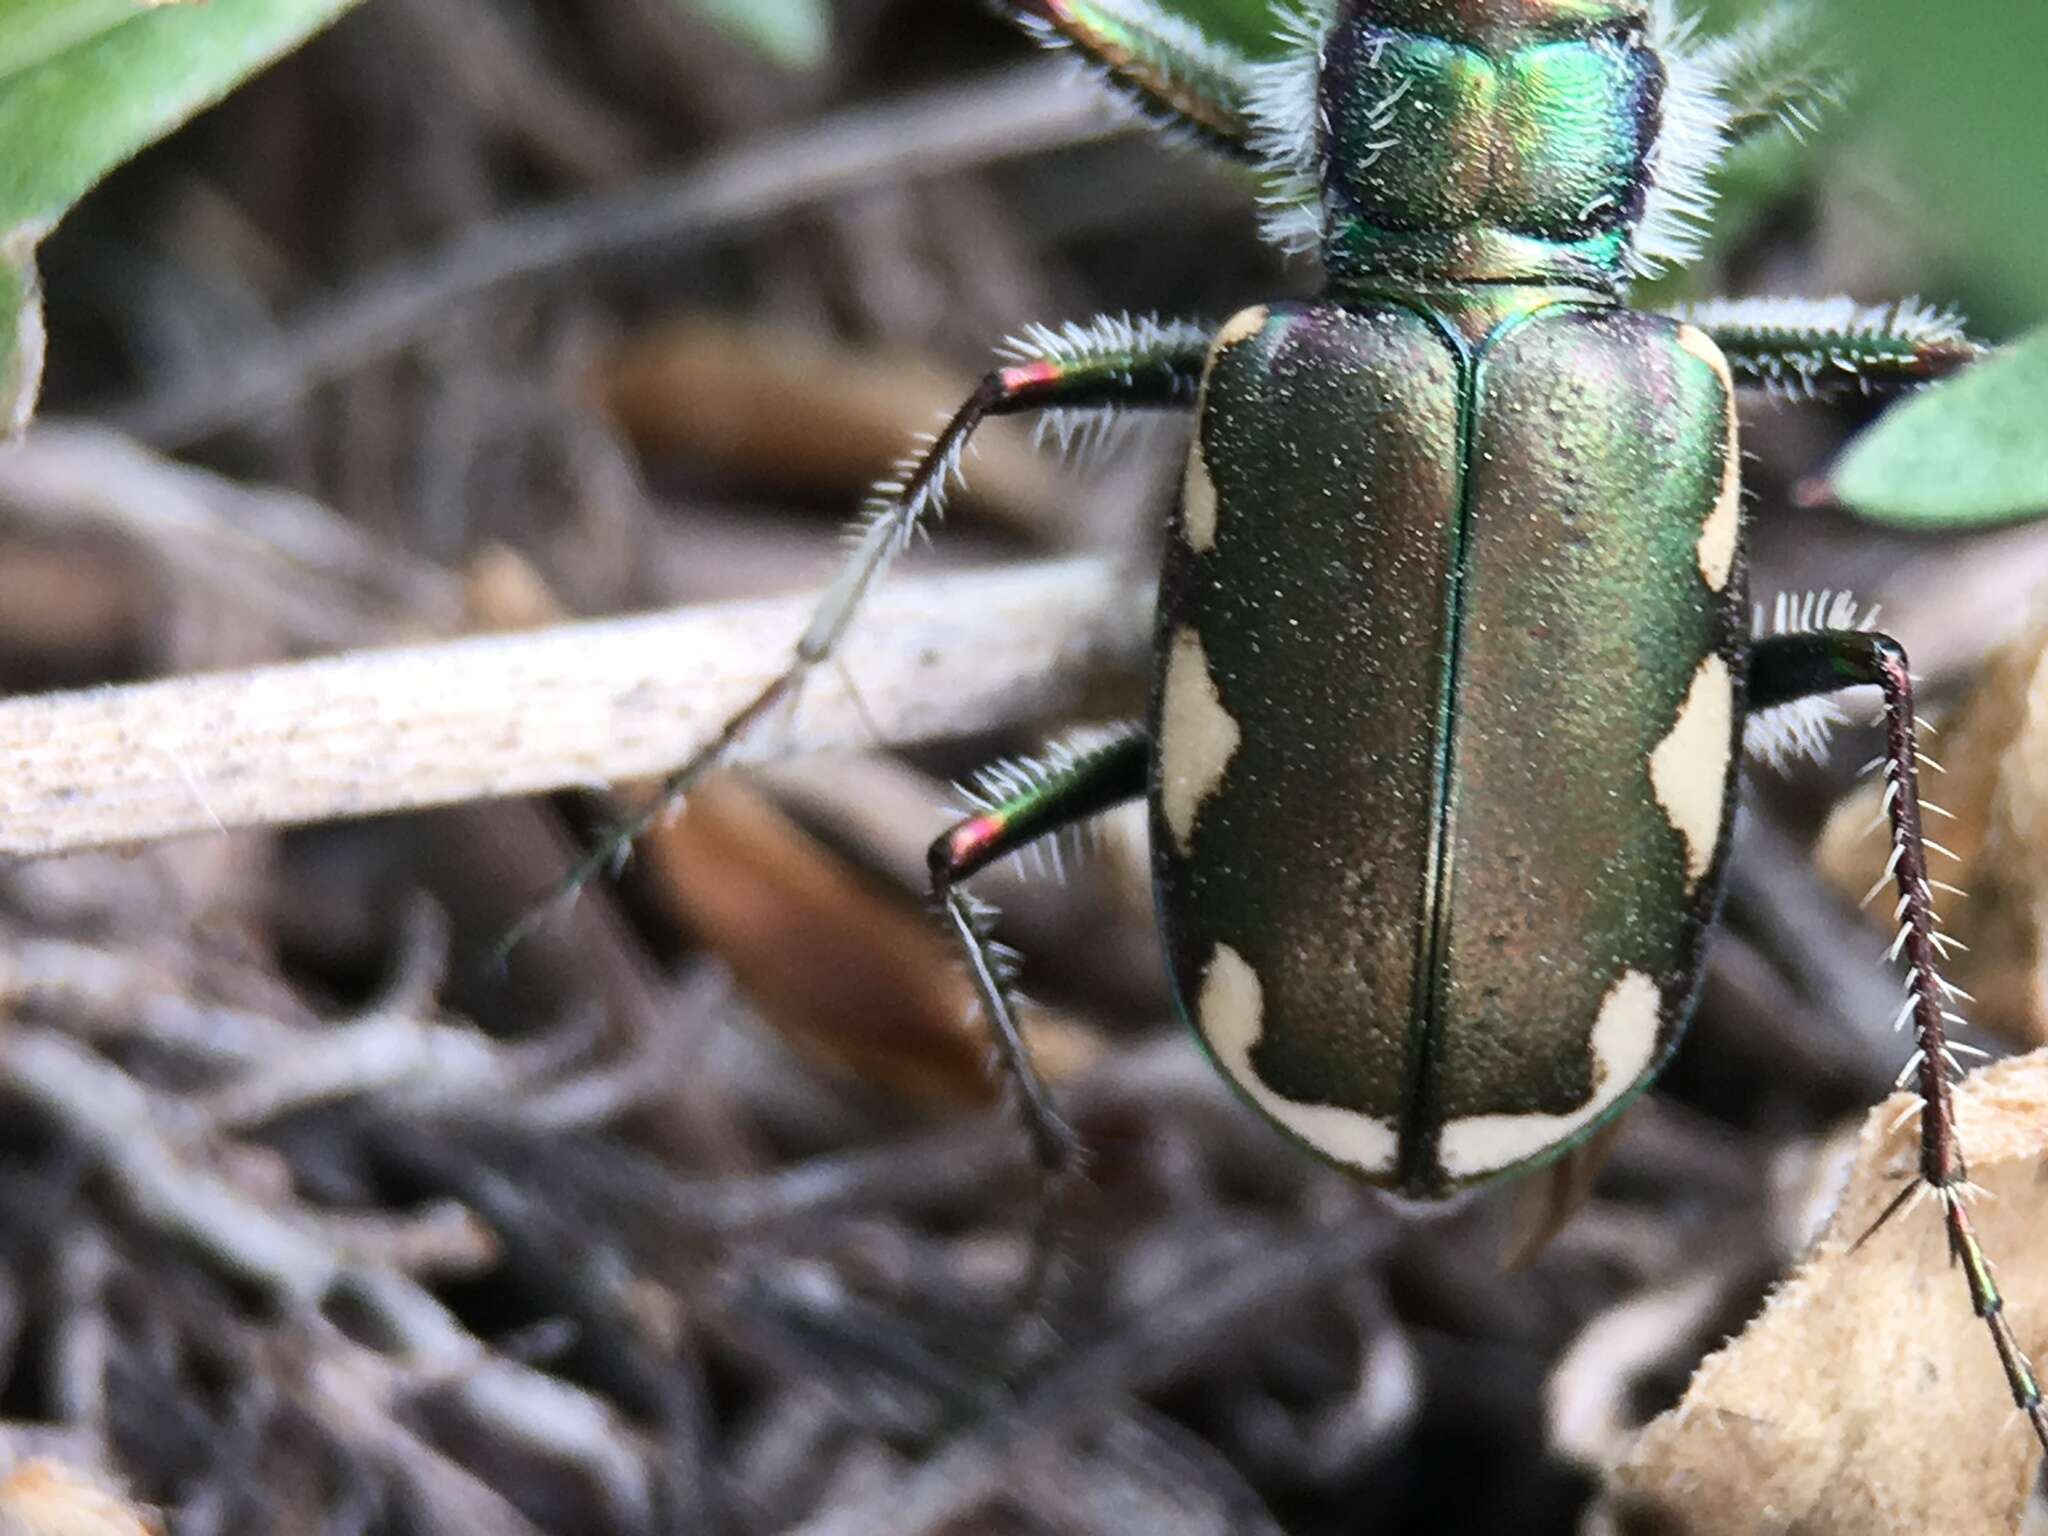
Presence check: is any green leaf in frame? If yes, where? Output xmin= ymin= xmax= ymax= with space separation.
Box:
xmin=683 ymin=0 xmax=828 ymax=70
xmin=0 ymin=0 xmax=364 ymax=431
xmin=0 ymin=0 xmax=161 ymax=83
xmin=1830 ymin=326 xmax=2048 ymax=528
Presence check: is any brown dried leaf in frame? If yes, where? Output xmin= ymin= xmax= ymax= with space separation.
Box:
xmin=460 ymin=542 xmax=568 ymax=633
xmin=643 ymin=773 xmax=1100 ymax=1108
xmin=598 ymin=317 xmax=1070 ymax=536
xmin=1607 ymin=1047 xmax=2048 ymax=1533
xmin=1815 ymin=607 xmax=2048 ymax=1048
xmin=0 ymin=1462 xmax=158 ymax=1536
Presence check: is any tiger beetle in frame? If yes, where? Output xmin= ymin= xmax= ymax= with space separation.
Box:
xmin=608 ymin=0 xmax=2048 ymax=1454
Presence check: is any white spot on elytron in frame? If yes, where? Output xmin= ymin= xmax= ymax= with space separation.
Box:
xmin=1179 ymin=307 xmax=1270 ymax=554
xmin=1199 ymin=944 xmax=1399 ymax=1174
xmin=1159 ymin=626 xmax=1240 ymax=855
xmin=1648 ymin=652 xmax=1733 ymax=887
xmin=1215 ymin=305 xmax=1269 ymax=349
xmin=1676 ymin=325 xmax=1740 ymax=593
xmin=1436 ymin=970 xmax=1661 ymax=1179
xmin=1181 ymin=435 xmax=1219 ymax=552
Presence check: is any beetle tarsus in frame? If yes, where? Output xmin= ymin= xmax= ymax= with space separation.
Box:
xmin=929 ymin=726 xmax=1148 ymax=1374
xmin=1751 ymin=627 xmax=2048 ymax=1458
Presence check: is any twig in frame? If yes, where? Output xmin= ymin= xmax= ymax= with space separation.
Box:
xmin=782 ymin=1216 xmax=1389 ymax=1536
xmin=0 ymin=557 xmax=1145 ymax=857
xmin=297 ymin=1343 xmax=557 ymax=1536
xmin=0 ymin=927 xmax=572 ymax=1125
xmin=0 ymin=1028 xmax=653 ymax=1514
xmin=106 ymin=63 xmax=1132 ymax=447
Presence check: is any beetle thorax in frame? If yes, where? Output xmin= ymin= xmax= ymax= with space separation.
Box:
xmin=1317 ymin=0 xmax=1663 ymax=289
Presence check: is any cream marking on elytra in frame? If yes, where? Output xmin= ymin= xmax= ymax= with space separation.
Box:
xmin=1199 ymin=944 xmax=1399 ymax=1174
xmin=1159 ymin=626 xmax=1240 ymax=854
xmin=1181 ymin=424 xmax=1220 ymax=553
xmin=1436 ymin=970 xmax=1662 ymax=1179
xmin=1214 ymin=304 xmax=1269 ymax=350
xmin=1648 ymin=652 xmax=1733 ymax=886
xmin=1180 ymin=306 xmax=1268 ymax=554
xmin=1676 ymin=325 xmax=1740 ymax=592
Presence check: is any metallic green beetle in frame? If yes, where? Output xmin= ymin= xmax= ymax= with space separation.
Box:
xmin=642 ymin=0 xmax=2045 ymax=1453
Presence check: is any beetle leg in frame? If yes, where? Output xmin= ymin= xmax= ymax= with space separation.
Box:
xmin=521 ymin=317 xmax=1211 ymax=929
xmin=930 ymin=724 xmax=1148 ymax=1359
xmin=1668 ymin=296 xmax=1983 ymax=397
xmin=1704 ymin=2 xmax=1844 ymax=148
xmin=995 ymin=0 xmax=1262 ymax=159
xmin=1742 ymin=589 xmax=1880 ymax=771
xmin=1749 ymin=629 xmax=2048 ymax=1457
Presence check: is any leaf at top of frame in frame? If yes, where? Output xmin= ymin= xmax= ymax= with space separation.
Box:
xmin=1829 ymin=326 xmax=2048 ymax=528
xmin=681 ymin=0 xmax=831 ymax=70
xmin=0 ymin=0 xmax=175 ymax=84
xmin=0 ymin=0 xmax=365 ymax=433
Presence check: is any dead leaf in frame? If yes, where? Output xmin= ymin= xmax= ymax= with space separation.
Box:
xmin=597 ymin=317 xmax=1070 ymax=537
xmin=0 ymin=1461 xmax=158 ymax=1536
xmin=1606 ymin=1047 xmax=2048 ymax=1533
xmin=643 ymin=773 xmax=1100 ymax=1108
xmin=460 ymin=542 xmax=567 ymax=633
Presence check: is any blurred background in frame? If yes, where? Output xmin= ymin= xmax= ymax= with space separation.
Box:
xmin=0 ymin=1 xmax=2042 ymax=1532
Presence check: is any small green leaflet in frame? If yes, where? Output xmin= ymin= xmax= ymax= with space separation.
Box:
xmin=1831 ymin=326 xmax=2048 ymax=528
xmin=682 ymin=0 xmax=829 ymax=70
xmin=0 ymin=0 xmax=364 ymax=431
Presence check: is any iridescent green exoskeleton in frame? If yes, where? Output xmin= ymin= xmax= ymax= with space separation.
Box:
xmin=610 ymin=0 xmax=2045 ymax=1457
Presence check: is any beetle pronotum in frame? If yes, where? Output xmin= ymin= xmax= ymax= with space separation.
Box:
xmin=600 ymin=0 xmax=2046 ymax=1458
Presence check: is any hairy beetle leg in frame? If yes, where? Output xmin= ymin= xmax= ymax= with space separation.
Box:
xmin=505 ymin=318 xmax=1212 ymax=945
xmin=929 ymin=726 xmax=1148 ymax=1362
xmin=1673 ymin=298 xmax=1983 ymax=398
xmin=997 ymin=0 xmax=1263 ymax=158
xmin=1749 ymin=628 xmax=2048 ymax=1457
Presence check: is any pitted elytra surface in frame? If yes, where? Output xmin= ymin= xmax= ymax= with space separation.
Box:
xmin=1427 ymin=305 xmax=1743 ymax=1182
xmin=1436 ymin=968 xmax=1660 ymax=1179
xmin=1197 ymin=943 xmax=1401 ymax=1175
xmin=1155 ymin=301 xmax=1461 ymax=1155
xmin=1154 ymin=298 xmax=1743 ymax=1192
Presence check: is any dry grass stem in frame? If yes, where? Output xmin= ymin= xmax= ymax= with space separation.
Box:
xmin=0 ymin=557 xmax=1144 ymax=857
